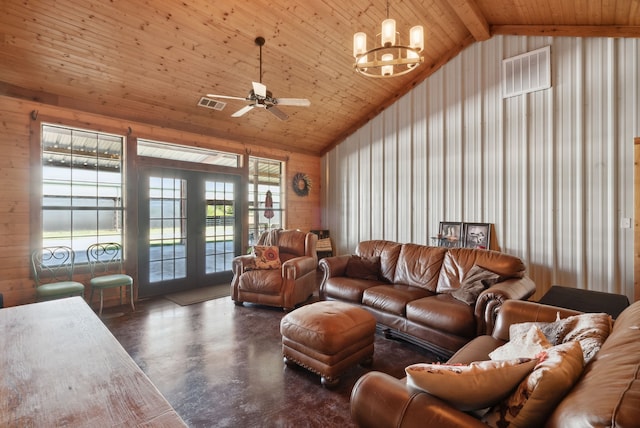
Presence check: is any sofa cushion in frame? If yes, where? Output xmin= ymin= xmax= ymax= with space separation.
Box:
xmin=482 ymin=340 xmax=584 ymax=428
xmin=277 ymin=229 xmax=307 ymax=257
xmin=406 ymin=294 xmax=476 ymax=338
xmin=345 ymin=255 xmax=380 ymax=280
xmin=406 ymin=358 xmax=538 ymax=412
xmin=436 ymin=248 xmax=525 ymax=294
xmin=323 ymin=277 xmax=382 ymax=303
xmin=362 ymin=284 xmax=433 ymax=316
xmin=239 ymin=269 xmax=283 ymax=294
xmin=356 ymin=240 xmax=403 ymax=283
xmin=393 ymin=244 xmax=447 ymax=292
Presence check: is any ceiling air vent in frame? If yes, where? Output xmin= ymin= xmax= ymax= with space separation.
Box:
xmin=197 ymin=96 xmax=226 ymax=111
xmin=503 ymin=46 xmax=551 ymax=98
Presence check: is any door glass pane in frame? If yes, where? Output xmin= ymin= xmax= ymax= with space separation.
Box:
xmin=148 ymin=176 xmax=187 ymax=283
xmin=205 ymin=180 xmax=235 ymax=273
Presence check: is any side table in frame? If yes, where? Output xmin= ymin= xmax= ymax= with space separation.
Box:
xmin=538 ymin=285 xmax=630 ymax=319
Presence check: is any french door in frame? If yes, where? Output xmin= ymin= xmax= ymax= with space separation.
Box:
xmin=137 ymin=167 xmax=242 ymax=297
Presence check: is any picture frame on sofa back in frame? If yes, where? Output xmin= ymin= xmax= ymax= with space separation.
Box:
xmin=319 ymin=240 xmax=536 ymax=357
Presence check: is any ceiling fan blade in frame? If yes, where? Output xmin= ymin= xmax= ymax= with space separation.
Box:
xmin=275 ymin=98 xmax=311 ymax=107
xmin=266 ymin=105 xmax=289 ymax=121
xmin=206 ymin=94 xmax=248 ymax=101
xmin=252 ymin=81 xmax=267 ymax=98
xmin=231 ymin=105 xmax=255 ymax=117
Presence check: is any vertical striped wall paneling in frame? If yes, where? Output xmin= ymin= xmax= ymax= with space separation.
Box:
xmin=322 ymin=35 xmax=639 ymax=301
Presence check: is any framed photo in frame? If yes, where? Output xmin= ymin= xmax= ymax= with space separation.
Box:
xmin=438 ymin=221 xmax=463 ymax=247
xmin=463 ymin=223 xmax=491 ymax=249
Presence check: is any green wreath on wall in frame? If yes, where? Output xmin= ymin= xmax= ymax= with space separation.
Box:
xmin=292 ymin=172 xmax=312 ymax=197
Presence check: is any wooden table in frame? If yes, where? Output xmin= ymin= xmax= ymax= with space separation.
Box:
xmin=0 ymin=297 xmax=187 ymax=427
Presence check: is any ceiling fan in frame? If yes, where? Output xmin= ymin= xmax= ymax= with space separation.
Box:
xmin=204 ymin=37 xmax=310 ymax=121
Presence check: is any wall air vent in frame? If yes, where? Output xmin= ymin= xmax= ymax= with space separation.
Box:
xmin=502 ymin=46 xmax=551 ymax=98
xmin=197 ymin=96 xmax=226 ymax=111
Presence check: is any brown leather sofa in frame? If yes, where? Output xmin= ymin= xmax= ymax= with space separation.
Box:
xmin=231 ymin=229 xmax=318 ymax=311
xmin=351 ymin=299 xmax=640 ymax=427
xmin=319 ymin=240 xmax=535 ymax=356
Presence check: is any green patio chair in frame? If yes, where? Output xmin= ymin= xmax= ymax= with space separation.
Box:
xmin=86 ymin=242 xmax=134 ymax=316
xmin=31 ymin=246 xmax=85 ymax=301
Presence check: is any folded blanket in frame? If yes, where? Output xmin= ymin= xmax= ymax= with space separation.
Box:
xmin=259 ymin=228 xmax=281 ymax=246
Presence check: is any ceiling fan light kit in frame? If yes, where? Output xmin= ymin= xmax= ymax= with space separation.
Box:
xmin=353 ymin=0 xmax=424 ymax=78
xmin=203 ymin=37 xmax=310 ymax=120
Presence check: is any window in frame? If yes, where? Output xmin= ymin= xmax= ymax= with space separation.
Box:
xmin=137 ymin=139 xmax=240 ymax=167
xmin=40 ymin=124 xmax=125 ymax=262
xmin=248 ymin=157 xmax=284 ymax=245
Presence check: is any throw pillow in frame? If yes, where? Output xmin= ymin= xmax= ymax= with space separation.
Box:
xmin=482 ymin=341 xmax=584 ymax=428
xmin=558 ymin=312 xmax=612 ymax=364
xmin=508 ymin=312 xmax=612 ymax=364
xmin=345 ymin=255 xmax=380 ymax=280
xmin=252 ymin=246 xmax=281 ymax=269
xmin=451 ymin=264 xmax=502 ymax=305
xmin=405 ymin=358 xmax=538 ymax=412
xmin=508 ymin=315 xmax=564 ymax=345
xmin=489 ymin=325 xmax=552 ymax=360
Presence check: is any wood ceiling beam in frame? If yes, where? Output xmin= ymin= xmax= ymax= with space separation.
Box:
xmin=492 ymin=25 xmax=640 ymax=39
xmin=445 ymin=0 xmax=491 ymax=41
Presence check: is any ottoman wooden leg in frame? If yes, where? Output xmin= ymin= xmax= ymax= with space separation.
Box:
xmin=321 ymin=375 xmax=339 ymax=388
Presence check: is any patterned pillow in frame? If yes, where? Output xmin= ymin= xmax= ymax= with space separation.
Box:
xmin=482 ymin=341 xmax=584 ymax=428
xmin=405 ymin=358 xmax=538 ymax=411
xmin=252 ymin=246 xmax=282 ymax=269
xmin=489 ymin=325 xmax=552 ymax=360
xmin=508 ymin=312 xmax=612 ymax=364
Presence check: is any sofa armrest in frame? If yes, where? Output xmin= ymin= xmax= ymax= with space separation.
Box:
xmin=474 ymin=276 xmax=537 ymax=336
xmin=318 ymin=255 xmax=350 ymax=277
xmin=282 ymin=256 xmax=317 ymax=280
xmin=318 ymin=255 xmax=351 ymax=297
xmin=232 ymin=254 xmax=255 ymax=275
xmin=351 ymin=372 xmax=487 ymax=428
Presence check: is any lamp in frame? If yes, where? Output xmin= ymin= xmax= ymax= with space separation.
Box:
xmin=353 ymin=0 xmax=424 ymax=78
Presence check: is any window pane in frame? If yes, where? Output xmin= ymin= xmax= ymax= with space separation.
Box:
xmin=247 ymin=157 xmax=284 ymax=246
xmin=137 ymin=139 xmax=240 ymax=167
xmin=41 ymin=124 xmax=125 ymax=257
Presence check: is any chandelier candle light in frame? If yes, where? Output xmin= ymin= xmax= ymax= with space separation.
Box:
xmin=353 ymin=0 xmax=424 ymax=78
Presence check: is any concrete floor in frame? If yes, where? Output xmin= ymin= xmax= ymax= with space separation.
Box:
xmin=102 ymin=293 xmax=442 ymax=428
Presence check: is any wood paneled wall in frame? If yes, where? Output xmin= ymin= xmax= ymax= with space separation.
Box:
xmin=635 ymin=136 xmax=640 ymax=302
xmin=0 ymin=96 xmax=321 ymax=307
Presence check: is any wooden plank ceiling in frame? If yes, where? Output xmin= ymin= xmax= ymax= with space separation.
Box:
xmin=1 ymin=0 xmax=639 ymax=156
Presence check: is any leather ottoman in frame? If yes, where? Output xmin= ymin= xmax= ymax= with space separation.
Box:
xmin=280 ymin=300 xmax=376 ymax=387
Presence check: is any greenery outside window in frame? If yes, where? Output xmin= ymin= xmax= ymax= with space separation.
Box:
xmin=40 ymin=124 xmax=125 ymax=263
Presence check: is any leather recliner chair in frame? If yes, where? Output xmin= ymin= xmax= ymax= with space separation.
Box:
xmin=231 ymin=229 xmax=318 ymax=311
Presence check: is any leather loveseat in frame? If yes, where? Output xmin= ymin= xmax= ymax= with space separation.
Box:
xmin=319 ymin=240 xmax=535 ymax=356
xmin=351 ymin=298 xmax=640 ymax=427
